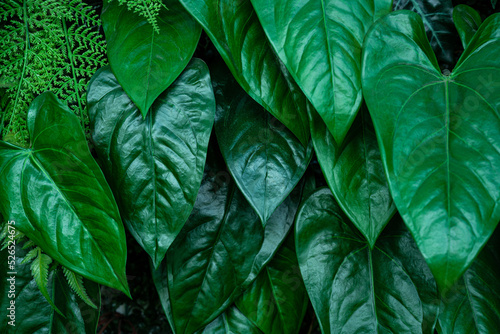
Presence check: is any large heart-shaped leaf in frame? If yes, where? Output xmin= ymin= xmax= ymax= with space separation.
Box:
xmin=152 ymin=152 xmax=304 ymax=334
xmin=362 ymin=11 xmax=500 ymax=289
xmin=251 ymin=0 xmax=392 ymax=145
xmin=295 ymin=188 xmax=439 ymax=334
xmin=197 ymin=306 xmax=262 ymax=334
xmin=0 ymin=240 xmax=100 ymax=333
xmin=0 ymin=92 xmax=129 ymax=294
xmin=437 ymin=230 xmax=500 ymax=333
xmin=453 ymin=5 xmax=482 ymax=49
xmin=213 ymin=63 xmax=312 ymax=224
xmin=178 ymin=0 xmax=310 ymax=146
xmin=309 ymin=105 xmax=396 ymax=247
xmin=235 ymin=232 xmax=309 ymax=334
xmin=394 ymin=0 xmax=458 ymax=68
xmin=101 ymin=0 xmax=201 ymax=116
xmin=88 ymin=59 xmax=215 ymax=268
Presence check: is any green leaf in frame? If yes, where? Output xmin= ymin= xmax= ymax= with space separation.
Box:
xmin=295 ymin=188 xmax=439 ymax=334
xmin=213 ymin=62 xmax=312 ymax=223
xmin=251 ymin=0 xmax=392 ymax=145
xmin=493 ymin=0 xmax=498 ymax=9
xmin=152 ymin=152 xmax=304 ymax=334
xmin=394 ymin=0 xmax=458 ymax=68
xmin=235 ymin=232 xmax=309 ymax=334
xmin=362 ymin=11 xmax=500 ymax=289
xmin=178 ymin=0 xmax=310 ymax=146
xmin=437 ymin=230 xmax=500 ymax=333
xmin=63 ymin=266 xmax=98 ymax=309
xmin=0 ymin=238 xmax=100 ymax=333
xmin=101 ymin=0 xmax=201 ymax=116
xmin=309 ymin=104 xmax=396 ymax=247
xmin=197 ymin=306 xmax=263 ymax=334
xmin=31 ymin=247 xmax=63 ymax=316
xmin=0 ymin=92 xmax=129 ymax=295
xmin=453 ymin=5 xmax=482 ymax=49
xmin=88 ymin=59 xmax=215 ymax=268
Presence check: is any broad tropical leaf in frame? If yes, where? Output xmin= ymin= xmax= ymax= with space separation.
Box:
xmin=235 ymin=232 xmax=309 ymax=334
xmin=453 ymin=5 xmax=482 ymax=49
xmin=178 ymin=0 xmax=310 ymax=146
xmin=0 ymin=92 xmax=129 ymax=294
xmin=213 ymin=62 xmax=312 ymax=223
xmin=362 ymin=11 xmax=500 ymax=289
xmin=152 ymin=151 xmax=305 ymax=334
xmin=251 ymin=0 xmax=392 ymax=144
xmin=437 ymin=230 xmax=500 ymax=333
xmin=309 ymin=105 xmax=396 ymax=247
xmin=394 ymin=0 xmax=458 ymax=68
xmin=0 ymin=239 xmax=100 ymax=333
xmin=88 ymin=59 xmax=215 ymax=268
xmin=295 ymin=188 xmax=439 ymax=334
xmin=197 ymin=306 xmax=263 ymax=334
xmin=101 ymin=0 xmax=201 ymax=116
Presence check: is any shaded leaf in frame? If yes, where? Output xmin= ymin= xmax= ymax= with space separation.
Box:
xmin=196 ymin=306 xmax=263 ymax=334
xmin=453 ymin=4 xmax=482 ymax=49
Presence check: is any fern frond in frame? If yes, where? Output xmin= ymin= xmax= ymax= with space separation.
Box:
xmin=0 ymin=224 xmax=25 ymax=251
xmin=22 ymin=239 xmax=35 ymax=249
xmin=63 ymin=266 xmax=98 ymax=309
xmin=21 ymin=247 xmax=38 ymax=264
xmin=30 ymin=247 xmax=65 ymax=317
xmin=118 ymin=0 xmax=164 ymax=33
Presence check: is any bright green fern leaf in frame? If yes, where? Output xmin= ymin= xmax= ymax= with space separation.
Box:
xmin=21 ymin=247 xmax=38 ymax=264
xmin=63 ymin=266 xmax=98 ymax=309
xmin=31 ymin=247 xmax=65 ymax=317
xmin=117 ymin=0 xmax=165 ymax=33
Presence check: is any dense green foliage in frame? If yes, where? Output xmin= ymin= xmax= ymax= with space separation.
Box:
xmin=1 ymin=0 xmax=500 ymax=333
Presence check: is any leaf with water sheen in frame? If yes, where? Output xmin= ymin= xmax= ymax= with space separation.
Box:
xmin=453 ymin=4 xmax=482 ymax=49
xmin=88 ymin=59 xmax=215 ymax=268
xmin=362 ymin=11 xmax=500 ymax=289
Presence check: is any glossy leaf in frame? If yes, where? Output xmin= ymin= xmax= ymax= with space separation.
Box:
xmin=213 ymin=63 xmax=312 ymax=223
xmin=363 ymin=11 xmax=500 ymax=289
xmin=0 ymin=240 xmax=100 ymax=333
xmin=437 ymin=231 xmax=500 ymax=333
xmin=309 ymin=104 xmax=396 ymax=247
xmin=453 ymin=5 xmax=482 ymax=49
xmin=178 ymin=0 xmax=310 ymax=146
xmin=0 ymin=92 xmax=129 ymax=294
xmin=197 ymin=306 xmax=263 ymax=334
xmin=251 ymin=0 xmax=392 ymax=145
xmin=152 ymin=154 xmax=304 ymax=334
xmin=295 ymin=188 xmax=439 ymax=334
xmin=394 ymin=0 xmax=458 ymax=68
xmin=88 ymin=59 xmax=215 ymax=268
xmin=101 ymin=0 xmax=201 ymax=116
xmin=235 ymin=232 xmax=309 ymax=334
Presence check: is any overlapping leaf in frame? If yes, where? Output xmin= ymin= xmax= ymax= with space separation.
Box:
xmin=0 ymin=92 xmax=129 ymax=294
xmin=178 ymin=0 xmax=310 ymax=146
xmin=101 ymin=0 xmax=201 ymax=116
xmin=295 ymin=188 xmax=439 ymax=334
xmin=309 ymin=105 xmax=395 ymax=247
xmin=251 ymin=0 xmax=392 ymax=144
xmin=0 ymin=240 xmax=100 ymax=333
xmin=453 ymin=5 xmax=482 ymax=48
xmin=88 ymin=59 xmax=215 ymax=268
xmin=213 ymin=63 xmax=312 ymax=223
xmin=152 ymin=152 xmax=304 ymax=334
xmin=362 ymin=11 xmax=500 ymax=289
xmin=196 ymin=306 xmax=262 ymax=334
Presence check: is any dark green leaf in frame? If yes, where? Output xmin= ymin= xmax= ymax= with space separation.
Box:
xmin=178 ymin=0 xmax=310 ymax=146
xmin=295 ymin=188 xmax=439 ymax=334
xmin=251 ymin=0 xmax=392 ymax=144
xmin=493 ymin=0 xmax=498 ymax=9
xmin=197 ymin=306 xmax=263 ymax=334
xmin=0 ymin=92 xmax=129 ymax=294
xmin=362 ymin=11 xmax=500 ymax=289
xmin=0 ymin=239 xmax=100 ymax=333
xmin=437 ymin=231 xmax=500 ymax=333
xmin=309 ymin=104 xmax=396 ymax=247
xmin=152 ymin=155 xmax=303 ymax=334
xmin=453 ymin=5 xmax=482 ymax=49
xmin=101 ymin=0 xmax=201 ymax=116
xmin=88 ymin=59 xmax=215 ymax=268
xmin=213 ymin=63 xmax=312 ymax=223
xmin=394 ymin=0 xmax=458 ymax=68
xmin=235 ymin=232 xmax=309 ymax=334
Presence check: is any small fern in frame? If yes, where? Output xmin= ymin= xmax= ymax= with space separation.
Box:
xmin=118 ymin=0 xmax=165 ymax=33
xmin=63 ymin=266 xmax=98 ymax=309
xmin=0 ymin=0 xmax=107 ymax=145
